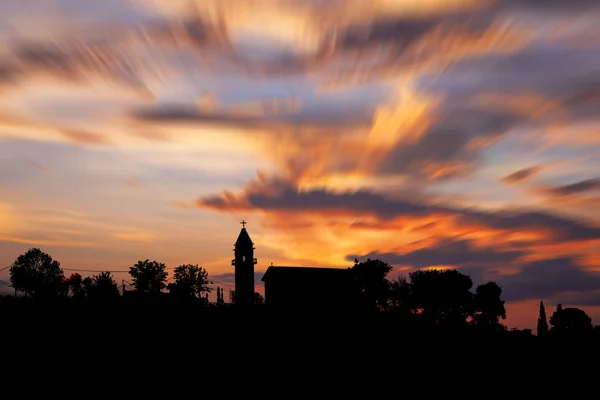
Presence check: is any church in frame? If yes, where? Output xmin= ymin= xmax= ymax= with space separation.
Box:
xmin=232 ymin=221 xmax=360 ymax=310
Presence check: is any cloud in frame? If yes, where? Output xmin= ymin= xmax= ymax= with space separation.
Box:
xmin=349 ymin=236 xmax=529 ymax=269
xmin=432 ymin=46 xmax=600 ymax=128
xmin=410 ymin=221 xmax=438 ymax=232
xmin=497 ymin=256 xmax=600 ymax=304
xmin=541 ymin=178 xmax=600 ymax=197
xmin=0 ymin=0 xmax=537 ymax=188
xmin=501 ymin=165 xmax=545 ymax=184
xmin=27 ymin=160 xmax=51 ymax=172
xmin=455 ymin=209 xmax=600 ymax=242
xmin=494 ymin=0 xmax=600 ymax=13
xmin=0 ymin=235 xmax=99 ymax=248
xmin=61 ymin=129 xmax=113 ymax=146
xmin=0 ymin=0 xmax=528 ymax=93
xmin=333 ymin=15 xmax=439 ymax=53
xmin=130 ymin=102 xmax=371 ymax=131
xmin=377 ymin=107 xmax=521 ymax=180
xmin=113 ymin=232 xmax=156 ymax=243
xmin=123 ymin=180 xmax=144 ymax=190
xmin=0 ymin=38 xmax=154 ymax=97
xmin=197 ymin=177 xmax=600 ymax=243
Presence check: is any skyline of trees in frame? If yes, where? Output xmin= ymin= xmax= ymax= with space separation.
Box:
xmin=2 ymin=247 xmax=598 ymax=337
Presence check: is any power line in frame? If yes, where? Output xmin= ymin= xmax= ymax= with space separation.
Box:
xmin=3 ymin=264 xmax=131 ymax=274
xmin=210 ymin=279 xmax=233 ymax=288
xmin=0 ymin=264 xmax=13 ymax=272
xmin=0 ymin=279 xmax=12 ymax=288
xmin=2 ymin=263 xmax=233 ymax=289
xmin=61 ymin=266 xmax=178 ymax=273
xmin=5 ymin=263 xmax=229 ymax=279
xmin=62 ymin=268 xmax=130 ymax=273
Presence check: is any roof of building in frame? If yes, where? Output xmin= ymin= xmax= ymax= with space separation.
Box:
xmin=261 ymin=266 xmax=352 ymax=282
xmin=235 ymin=227 xmax=253 ymax=246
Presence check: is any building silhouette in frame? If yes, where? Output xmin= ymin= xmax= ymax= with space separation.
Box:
xmin=261 ymin=266 xmax=360 ymax=312
xmin=232 ymin=220 xmax=256 ymax=307
xmin=231 ymin=221 xmax=360 ymax=311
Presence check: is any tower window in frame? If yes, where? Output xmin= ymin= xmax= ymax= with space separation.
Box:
xmin=243 ymin=256 xmax=246 ymax=262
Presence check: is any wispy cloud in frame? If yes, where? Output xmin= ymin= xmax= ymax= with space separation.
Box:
xmin=61 ymin=128 xmax=113 ymax=146
xmin=540 ymin=178 xmax=600 ymax=197
xmin=27 ymin=160 xmax=51 ymax=172
xmin=501 ymin=165 xmax=545 ymax=184
xmin=113 ymin=232 xmax=157 ymax=243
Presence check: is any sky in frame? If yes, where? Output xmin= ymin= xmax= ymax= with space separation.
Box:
xmin=1 ymin=0 xmax=599 ymax=329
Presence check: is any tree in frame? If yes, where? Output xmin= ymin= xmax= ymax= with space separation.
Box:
xmin=550 ymin=304 xmax=593 ymax=336
xmin=88 ymin=272 xmax=120 ymax=303
xmin=82 ymin=276 xmax=94 ymax=297
xmin=129 ymin=259 xmax=168 ymax=293
xmin=9 ymin=248 xmax=65 ymax=299
xmin=409 ymin=269 xmax=474 ymax=328
xmin=167 ymin=264 xmax=211 ymax=300
xmin=388 ymin=276 xmax=415 ymax=313
xmin=537 ymin=300 xmax=549 ymax=337
xmin=216 ymin=287 xmax=224 ymax=305
xmin=254 ymin=292 xmax=264 ymax=306
xmin=65 ymin=273 xmax=84 ymax=301
xmin=473 ymin=281 xmax=506 ymax=332
xmin=352 ymin=258 xmax=393 ymax=311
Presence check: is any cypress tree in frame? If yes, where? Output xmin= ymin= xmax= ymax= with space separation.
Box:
xmin=537 ymin=300 xmax=548 ymax=337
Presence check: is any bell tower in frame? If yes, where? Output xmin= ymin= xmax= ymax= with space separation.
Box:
xmin=232 ymin=220 xmax=256 ymax=307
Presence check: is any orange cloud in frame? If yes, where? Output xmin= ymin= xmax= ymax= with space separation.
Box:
xmin=0 ymin=235 xmax=100 ymax=248
xmin=61 ymin=128 xmax=112 ymax=146
xmin=0 ymin=203 xmax=17 ymax=237
xmin=113 ymin=232 xmax=157 ymax=244
xmin=123 ymin=180 xmax=144 ymax=190
xmin=193 ymin=173 xmax=600 ymax=275
xmin=368 ymin=85 xmax=437 ymax=151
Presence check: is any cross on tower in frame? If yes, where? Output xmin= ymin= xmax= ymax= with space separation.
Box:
xmin=240 ymin=219 xmax=247 ymax=228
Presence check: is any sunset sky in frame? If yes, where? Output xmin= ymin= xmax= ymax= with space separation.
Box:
xmin=1 ymin=0 xmax=599 ymax=329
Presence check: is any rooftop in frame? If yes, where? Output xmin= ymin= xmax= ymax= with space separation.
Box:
xmin=235 ymin=227 xmax=253 ymax=246
xmin=261 ymin=266 xmax=352 ymax=282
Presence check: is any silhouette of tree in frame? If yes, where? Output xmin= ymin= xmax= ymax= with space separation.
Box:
xmin=473 ymin=281 xmax=506 ymax=332
xmin=254 ymin=292 xmax=264 ymax=306
xmin=550 ymin=303 xmax=563 ymax=334
xmin=550 ymin=304 xmax=592 ymax=336
xmin=537 ymin=300 xmax=549 ymax=337
xmin=88 ymin=272 xmax=120 ymax=303
xmin=129 ymin=259 xmax=168 ymax=293
xmin=352 ymin=258 xmax=393 ymax=311
xmin=409 ymin=269 xmax=474 ymax=328
xmin=388 ymin=276 xmax=415 ymax=314
xmin=82 ymin=276 xmax=94 ymax=297
xmin=216 ymin=287 xmax=223 ymax=305
xmin=9 ymin=248 xmax=65 ymax=300
xmin=167 ymin=264 xmax=211 ymax=301
xmin=65 ymin=273 xmax=85 ymax=301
